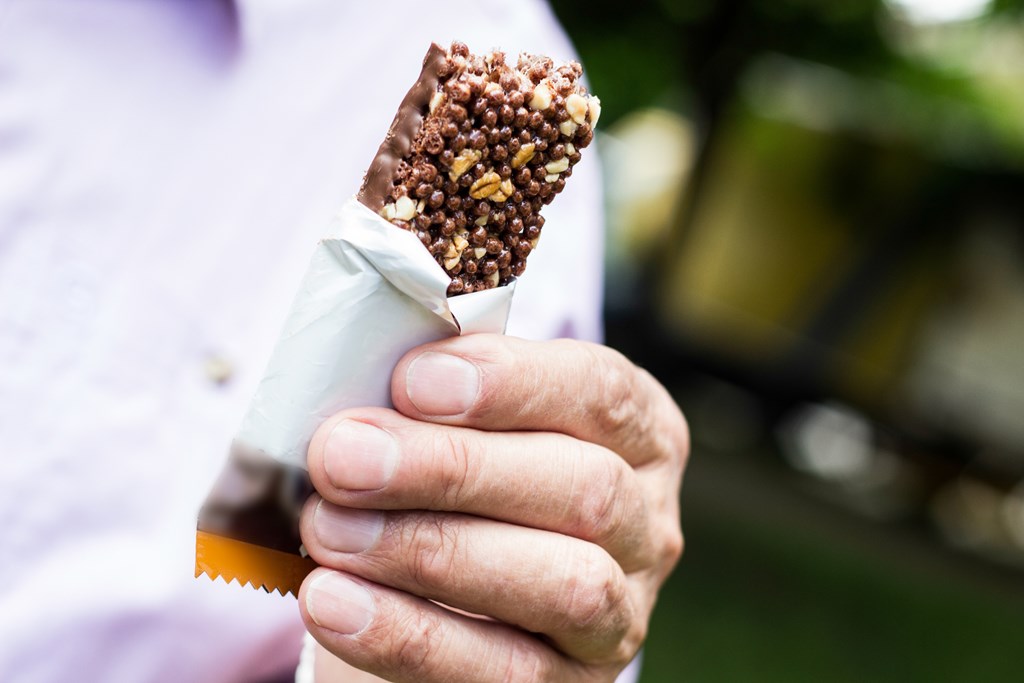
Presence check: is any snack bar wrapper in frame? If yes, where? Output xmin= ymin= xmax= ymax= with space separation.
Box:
xmin=194 ymin=198 xmax=514 ymax=596
xmin=196 ymin=38 xmax=599 ymax=597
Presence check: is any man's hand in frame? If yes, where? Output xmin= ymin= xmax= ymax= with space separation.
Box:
xmin=298 ymin=334 xmax=688 ymax=682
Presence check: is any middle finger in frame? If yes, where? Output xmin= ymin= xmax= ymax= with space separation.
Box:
xmin=307 ymin=407 xmax=653 ymax=567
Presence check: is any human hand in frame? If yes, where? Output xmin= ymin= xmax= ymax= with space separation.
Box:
xmin=298 ymin=334 xmax=688 ymax=682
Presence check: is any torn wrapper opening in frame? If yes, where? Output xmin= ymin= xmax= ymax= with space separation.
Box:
xmin=196 ymin=199 xmax=516 ymax=595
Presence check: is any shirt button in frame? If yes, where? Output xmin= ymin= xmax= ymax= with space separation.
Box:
xmin=203 ymin=354 xmax=234 ymax=385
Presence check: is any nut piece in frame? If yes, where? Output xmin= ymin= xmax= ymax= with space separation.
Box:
xmin=545 ymin=157 xmax=570 ymax=175
xmin=588 ymin=96 xmax=602 ymax=126
xmin=529 ymin=81 xmax=552 ymax=110
xmin=510 ymin=142 xmax=536 ymax=169
xmin=394 ymin=195 xmax=416 ymax=221
xmin=488 ymin=179 xmax=514 ymax=202
xmin=566 ymin=93 xmax=588 ymax=125
xmin=448 ymin=149 xmax=482 ymax=180
xmin=470 ymin=171 xmax=502 ymax=199
xmin=367 ymin=44 xmax=594 ymax=296
xmin=429 ymin=90 xmax=445 ymax=113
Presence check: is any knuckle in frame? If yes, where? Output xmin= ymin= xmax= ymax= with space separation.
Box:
xmin=430 ymin=429 xmax=477 ymax=510
xmin=643 ymin=368 xmax=690 ymax=465
xmin=660 ymin=522 xmax=685 ymax=574
xmin=672 ymin=403 xmax=691 ymax=461
xmin=402 ymin=515 xmax=461 ymax=589
xmin=588 ymin=347 xmax=641 ymax=441
xmin=666 ymin=524 xmax=685 ymax=565
xmin=559 ymin=545 xmax=630 ymax=641
xmin=387 ymin=607 xmax=445 ymax=674
xmin=498 ymin=638 xmax=554 ymax=683
xmin=574 ymin=455 xmax=630 ymax=545
xmin=614 ymin=618 xmax=648 ymax=665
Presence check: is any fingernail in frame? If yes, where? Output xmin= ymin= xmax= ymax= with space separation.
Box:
xmin=324 ymin=420 xmax=399 ymax=490
xmin=313 ymin=500 xmax=383 ymax=553
xmin=305 ymin=572 xmax=375 ymax=635
xmin=405 ymin=352 xmax=479 ymax=416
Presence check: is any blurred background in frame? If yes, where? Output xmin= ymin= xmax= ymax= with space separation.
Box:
xmin=548 ymin=0 xmax=1024 ymax=680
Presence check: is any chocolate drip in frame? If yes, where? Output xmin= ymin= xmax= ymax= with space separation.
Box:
xmin=358 ymin=43 xmax=448 ymax=213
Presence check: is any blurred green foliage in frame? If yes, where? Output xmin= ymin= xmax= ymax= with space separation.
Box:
xmin=551 ymin=0 xmax=895 ymax=126
xmin=645 ymin=492 xmax=1023 ymax=682
xmin=991 ymin=0 xmax=1024 ymax=15
xmin=550 ymin=1 xmax=1024 ymax=681
xmin=551 ymin=0 xmax=1024 ymax=164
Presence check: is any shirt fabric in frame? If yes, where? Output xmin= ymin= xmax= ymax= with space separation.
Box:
xmin=0 ymin=1 xmax=612 ymax=681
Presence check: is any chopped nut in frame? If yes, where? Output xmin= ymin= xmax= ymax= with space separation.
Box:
xmin=545 ymin=157 xmax=569 ymax=174
xmin=369 ymin=43 xmax=593 ymax=296
xmin=394 ymin=195 xmax=416 ymax=221
xmin=487 ymin=178 xmax=514 ymax=202
xmin=448 ymin=149 xmax=482 ymax=180
xmin=588 ymin=96 xmax=602 ymax=126
xmin=429 ymin=90 xmax=445 ymax=113
xmin=529 ymin=81 xmax=552 ymax=110
xmin=470 ymin=171 xmax=502 ymax=199
xmin=510 ymin=142 xmax=536 ymax=169
xmin=566 ymin=93 xmax=588 ymax=124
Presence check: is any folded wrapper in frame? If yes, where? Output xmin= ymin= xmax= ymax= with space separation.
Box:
xmin=195 ymin=198 xmax=515 ymax=596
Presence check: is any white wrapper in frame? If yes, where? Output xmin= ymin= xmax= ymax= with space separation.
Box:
xmin=235 ymin=198 xmax=515 ymax=469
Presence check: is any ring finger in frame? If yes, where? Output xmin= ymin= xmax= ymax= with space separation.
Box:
xmin=300 ymin=496 xmax=643 ymax=665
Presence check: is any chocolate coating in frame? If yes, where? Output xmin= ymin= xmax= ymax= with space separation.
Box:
xmin=358 ymin=41 xmax=598 ymax=295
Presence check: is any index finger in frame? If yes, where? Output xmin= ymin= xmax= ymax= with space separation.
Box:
xmin=390 ymin=335 xmax=688 ymax=468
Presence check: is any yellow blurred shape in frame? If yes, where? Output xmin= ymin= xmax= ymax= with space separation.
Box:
xmin=603 ymin=108 xmax=694 ymax=260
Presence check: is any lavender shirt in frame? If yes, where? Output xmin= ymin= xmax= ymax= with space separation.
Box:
xmin=0 ymin=1 xmax=613 ymax=681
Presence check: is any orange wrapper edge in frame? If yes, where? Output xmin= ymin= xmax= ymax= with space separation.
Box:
xmin=195 ymin=530 xmax=318 ymax=597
